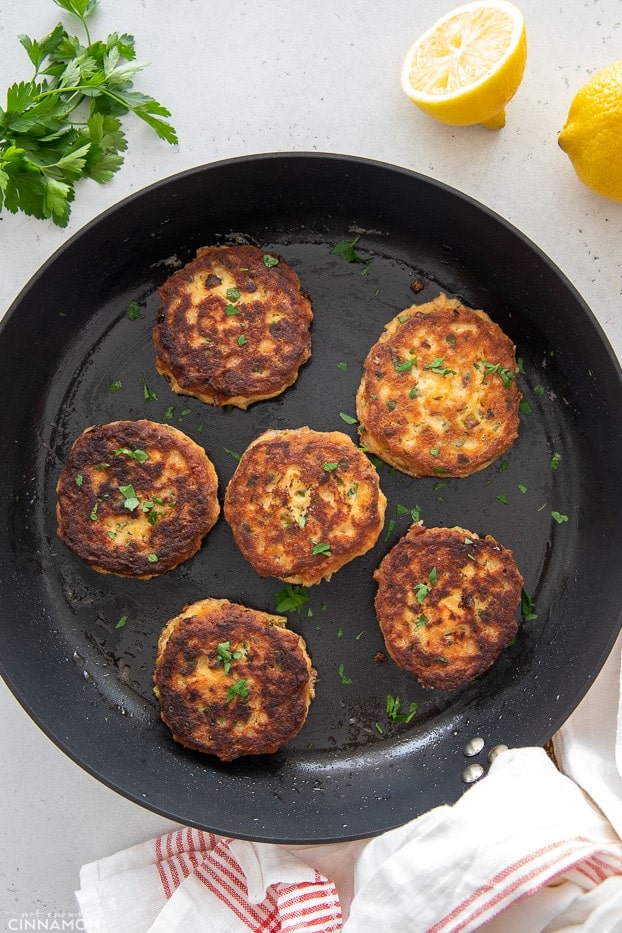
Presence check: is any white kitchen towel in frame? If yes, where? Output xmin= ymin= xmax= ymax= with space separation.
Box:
xmin=77 ymin=828 xmax=343 ymax=932
xmin=553 ymin=631 xmax=622 ymax=838
xmin=344 ymin=746 xmax=622 ymax=932
xmin=76 ymin=745 xmax=622 ymax=932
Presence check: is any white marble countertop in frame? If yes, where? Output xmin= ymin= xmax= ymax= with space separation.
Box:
xmin=1 ymin=0 xmax=621 ymax=921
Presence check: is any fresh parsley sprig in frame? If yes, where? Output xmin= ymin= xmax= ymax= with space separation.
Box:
xmin=0 ymin=0 xmax=177 ymax=226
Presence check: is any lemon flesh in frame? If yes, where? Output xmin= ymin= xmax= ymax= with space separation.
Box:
xmin=401 ymin=0 xmax=527 ymax=128
xmin=558 ymin=61 xmax=622 ymax=203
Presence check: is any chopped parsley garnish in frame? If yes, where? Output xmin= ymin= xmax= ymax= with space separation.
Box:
xmin=126 ymin=302 xmax=140 ymax=321
xmin=551 ymin=511 xmax=569 ymax=524
xmin=142 ymin=375 xmax=157 ymax=401
xmin=414 ymin=567 xmax=437 ymax=603
xmin=237 ymin=334 xmax=247 ymax=347
xmin=263 ymin=254 xmax=279 ymax=268
xmin=480 ymin=360 xmax=516 ymax=388
xmin=216 ymin=641 xmax=243 ymax=674
xmin=225 ymin=304 xmax=239 ymax=316
xmin=413 ymin=583 xmax=430 ymax=604
xmin=386 ymin=695 xmax=418 ymax=723
xmin=226 ymin=286 xmax=241 ymax=302
xmin=424 ymin=356 xmax=456 ymax=376
xmin=550 ymin=452 xmax=562 ymax=470
xmin=331 ymin=235 xmax=370 ymax=265
xmin=115 ymin=615 xmax=128 ymax=629
xmin=223 ymin=447 xmax=241 ymax=460
xmin=108 ymin=380 xmax=122 ymax=393
xmin=397 ymin=503 xmax=421 ymax=522
xmin=118 ymin=484 xmax=139 ymax=511
xmin=312 ymin=541 xmax=332 ymax=556
xmin=337 ymin=362 xmax=348 ymax=372
xmin=147 ymin=553 xmax=158 ymax=563
xmin=338 ymin=663 xmax=352 ymax=685
xmin=225 ymin=679 xmax=249 ymax=702
xmin=339 ymin=412 xmax=358 ymax=425
xmin=322 ymin=461 xmax=339 ymax=472
xmin=521 ymin=588 xmax=537 ymax=620
xmin=75 ymin=474 xmax=83 ymax=487
xmin=114 ymin=447 xmax=149 ymax=463
xmin=275 ymin=583 xmax=310 ymax=613
xmin=393 ymin=355 xmax=417 ymax=372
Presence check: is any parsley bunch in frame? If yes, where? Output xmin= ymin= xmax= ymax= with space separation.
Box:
xmin=0 ymin=0 xmax=177 ymax=226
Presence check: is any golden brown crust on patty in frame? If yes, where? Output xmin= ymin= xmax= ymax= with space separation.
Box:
xmin=153 ymin=597 xmax=316 ymax=761
xmin=356 ymin=293 xmax=522 ymax=477
xmin=56 ymin=420 xmax=220 ymax=578
xmin=224 ymin=427 xmax=387 ymax=586
xmin=374 ymin=524 xmax=523 ymax=690
xmin=153 ymin=245 xmax=313 ymax=409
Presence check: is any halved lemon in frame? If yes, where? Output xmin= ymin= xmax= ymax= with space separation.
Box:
xmin=400 ymin=0 xmax=527 ymax=129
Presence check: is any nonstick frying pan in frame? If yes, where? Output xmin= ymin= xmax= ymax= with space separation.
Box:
xmin=1 ymin=153 xmax=621 ymax=843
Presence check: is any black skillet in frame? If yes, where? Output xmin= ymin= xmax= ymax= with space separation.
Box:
xmin=1 ymin=153 xmax=621 ymax=843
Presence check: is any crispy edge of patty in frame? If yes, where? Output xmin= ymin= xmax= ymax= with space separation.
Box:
xmin=153 ymin=597 xmax=317 ymax=761
xmin=153 ymin=245 xmax=313 ymax=409
xmin=356 ymin=293 xmax=522 ymax=477
xmin=373 ymin=523 xmax=523 ymax=690
xmin=223 ymin=426 xmax=387 ymax=586
xmin=55 ymin=419 xmax=220 ymax=579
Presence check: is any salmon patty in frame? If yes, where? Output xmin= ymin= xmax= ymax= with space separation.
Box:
xmin=356 ymin=293 xmax=521 ymax=477
xmin=56 ymin=420 xmax=220 ymax=578
xmin=153 ymin=597 xmax=316 ymax=761
xmin=374 ymin=524 xmax=523 ymax=690
xmin=224 ymin=427 xmax=387 ymax=586
xmin=153 ymin=244 xmax=313 ymax=408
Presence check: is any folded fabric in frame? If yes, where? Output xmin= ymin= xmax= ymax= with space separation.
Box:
xmin=553 ymin=631 xmax=622 ymax=838
xmin=344 ymin=747 xmax=622 ymax=932
xmin=76 ymin=747 xmax=622 ymax=932
xmin=77 ymin=829 xmax=342 ymax=932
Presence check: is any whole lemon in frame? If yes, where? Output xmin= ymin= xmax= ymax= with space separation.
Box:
xmin=558 ymin=61 xmax=622 ymax=202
